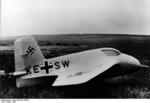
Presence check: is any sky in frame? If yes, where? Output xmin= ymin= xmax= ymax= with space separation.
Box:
xmin=1 ymin=0 xmax=150 ymax=37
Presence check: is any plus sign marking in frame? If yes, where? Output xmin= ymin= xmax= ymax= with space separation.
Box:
xmin=40 ymin=61 xmax=53 ymax=74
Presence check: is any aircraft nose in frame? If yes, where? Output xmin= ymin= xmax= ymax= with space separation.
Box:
xmin=117 ymin=54 xmax=141 ymax=75
xmin=129 ymin=56 xmax=140 ymax=66
xmin=95 ymin=54 xmax=142 ymax=79
xmin=121 ymin=54 xmax=140 ymax=66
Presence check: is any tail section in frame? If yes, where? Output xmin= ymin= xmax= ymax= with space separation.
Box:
xmin=14 ymin=36 xmax=45 ymax=72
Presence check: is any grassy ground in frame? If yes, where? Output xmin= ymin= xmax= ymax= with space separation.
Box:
xmin=1 ymin=34 xmax=150 ymax=98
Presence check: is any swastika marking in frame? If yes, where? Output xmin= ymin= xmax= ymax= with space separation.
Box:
xmin=26 ymin=46 xmax=35 ymax=55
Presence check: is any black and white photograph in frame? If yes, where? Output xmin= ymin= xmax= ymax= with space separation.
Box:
xmin=1 ymin=0 xmax=150 ymax=101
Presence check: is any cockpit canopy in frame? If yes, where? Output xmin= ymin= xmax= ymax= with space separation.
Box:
xmin=102 ymin=48 xmax=121 ymax=56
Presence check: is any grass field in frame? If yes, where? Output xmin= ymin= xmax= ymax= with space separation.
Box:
xmin=1 ymin=34 xmax=150 ymax=98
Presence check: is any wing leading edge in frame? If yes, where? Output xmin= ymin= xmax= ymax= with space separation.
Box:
xmin=52 ymin=58 xmax=119 ymax=86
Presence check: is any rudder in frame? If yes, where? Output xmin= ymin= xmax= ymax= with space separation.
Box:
xmin=14 ymin=36 xmax=45 ymax=72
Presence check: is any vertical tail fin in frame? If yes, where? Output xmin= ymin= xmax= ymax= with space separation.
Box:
xmin=14 ymin=36 xmax=45 ymax=72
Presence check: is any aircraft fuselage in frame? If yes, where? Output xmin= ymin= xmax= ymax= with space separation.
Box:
xmin=16 ymin=48 xmax=140 ymax=88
